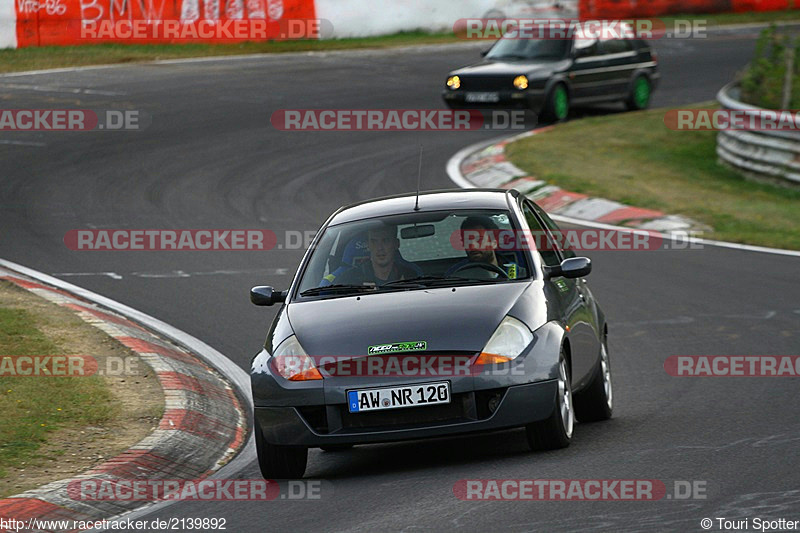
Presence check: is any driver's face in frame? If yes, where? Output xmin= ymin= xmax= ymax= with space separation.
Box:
xmin=368 ymin=228 xmax=399 ymax=269
xmin=463 ymin=225 xmax=496 ymax=263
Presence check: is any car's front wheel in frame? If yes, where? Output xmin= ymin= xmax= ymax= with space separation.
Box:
xmin=626 ymin=75 xmax=652 ymax=111
xmin=574 ymin=338 xmax=613 ymax=422
xmin=255 ymin=418 xmax=308 ymax=479
xmin=541 ymin=83 xmax=570 ymax=123
xmin=526 ymin=353 xmax=573 ymax=450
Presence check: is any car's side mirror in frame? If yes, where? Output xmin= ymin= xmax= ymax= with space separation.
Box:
xmin=250 ymin=286 xmax=287 ymax=306
xmin=545 ymin=257 xmax=592 ymax=280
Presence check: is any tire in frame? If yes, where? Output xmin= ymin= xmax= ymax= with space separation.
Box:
xmin=574 ymin=339 xmax=613 ymax=422
xmin=254 ymin=418 xmax=308 ymax=479
xmin=626 ymin=75 xmax=652 ymax=111
xmin=320 ymin=445 xmax=354 ymax=452
xmin=526 ymin=353 xmax=573 ymax=451
xmin=541 ymin=83 xmax=570 ymax=123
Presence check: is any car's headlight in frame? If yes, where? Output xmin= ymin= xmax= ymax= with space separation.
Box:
xmin=271 ymin=335 xmax=322 ymax=381
xmin=513 ymin=75 xmax=529 ymax=90
xmin=447 ymin=75 xmax=461 ymax=90
xmin=476 ymin=316 xmax=533 ymax=365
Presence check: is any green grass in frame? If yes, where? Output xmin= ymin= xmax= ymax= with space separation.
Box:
xmin=1 ymin=9 xmax=799 ymax=74
xmin=0 ymin=31 xmax=460 ymax=74
xmin=740 ymin=25 xmax=799 ymax=108
xmin=660 ymin=9 xmax=800 ymax=27
xmin=504 ymin=104 xmax=800 ymax=250
xmin=0 ymin=308 xmax=114 ymax=479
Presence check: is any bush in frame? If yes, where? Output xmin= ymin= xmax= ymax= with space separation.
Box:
xmin=740 ymin=25 xmax=799 ymax=109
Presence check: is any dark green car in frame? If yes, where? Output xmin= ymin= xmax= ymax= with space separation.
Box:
xmin=443 ymin=32 xmax=659 ymax=122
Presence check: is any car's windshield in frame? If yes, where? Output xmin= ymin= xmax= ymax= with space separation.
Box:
xmin=296 ymin=210 xmax=531 ymax=299
xmin=487 ymin=37 xmax=570 ymax=61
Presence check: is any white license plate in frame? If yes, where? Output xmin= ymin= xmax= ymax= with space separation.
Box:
xmin=465 ymin=92 xmax=500 ymax=103
xmin=347 ymin=382 xmax=451 ymax=413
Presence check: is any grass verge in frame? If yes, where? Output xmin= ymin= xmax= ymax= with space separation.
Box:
xmin=0 ymin=10 xmax=798 ymax=74
xmin=503 ymin=104 xmax=800 ymax=250
xmin=0 ymin=280 xmax=163 ymax=497
xmin=0 ymin=309 xmax=113 ymax=480
xmin=660 ymin=9 xmax=800 ymax=27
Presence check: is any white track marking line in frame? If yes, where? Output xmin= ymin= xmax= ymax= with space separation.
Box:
xmin=52 ymin=268 xmax=290 ymax=280
xmin=0 ymin=140 xmax=47 ymax=146
xmin=0 ymin=83 xmax=126 ymax=95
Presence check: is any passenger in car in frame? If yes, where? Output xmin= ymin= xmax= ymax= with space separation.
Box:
xmin=447 ymin=216 xmax=520 ymax=279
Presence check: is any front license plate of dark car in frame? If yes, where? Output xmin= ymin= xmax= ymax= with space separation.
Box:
xmin=465 ymin=92 xmax=500 ymax=103
xmin=347 ymin=382 xmax=451 ymax=413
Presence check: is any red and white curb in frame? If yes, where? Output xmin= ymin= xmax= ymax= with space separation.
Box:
xmin=447 ymin=129 xmax=800 ymax=258
xmin=0 ymin=261 xmax=251 ymax=532
xmin=455 ymin=127 xmax=706 ymax=233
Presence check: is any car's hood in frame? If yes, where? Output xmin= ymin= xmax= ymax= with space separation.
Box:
xmin=453 ymin=59 xmax=566 ymax=78
xmin=287 ymin=283 xmax=530 ymax=356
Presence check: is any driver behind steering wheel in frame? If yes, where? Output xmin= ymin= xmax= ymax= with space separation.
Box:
xmin=446 ymin=215 xmax=520 ymax=280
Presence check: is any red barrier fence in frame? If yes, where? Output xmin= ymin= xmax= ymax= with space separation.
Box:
xmin=579 ymin=0 xmax=794 ymax=18
xmin=8 ymin=0 xmax=796 ymax=48
xmin=15 ymin=0 xmax=316 ymax=47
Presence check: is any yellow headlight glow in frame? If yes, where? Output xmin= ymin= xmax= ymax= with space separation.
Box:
xmin=447 ymin=76 xmax=461 ymax=90
xmin=513 ymin=75 xmax=529 ymax=90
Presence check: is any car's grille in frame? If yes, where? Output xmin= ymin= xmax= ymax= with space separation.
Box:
xmin=460 ymin=76 xmax=515 ymax=91
xmin=295 ymin=357 xmax=511 ymax=435
xmin=298 ymin=389 xmax=508 ymax=434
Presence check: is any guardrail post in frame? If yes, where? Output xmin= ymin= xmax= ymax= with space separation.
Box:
xmin=781 ymin=46 xmax=795 ymax=111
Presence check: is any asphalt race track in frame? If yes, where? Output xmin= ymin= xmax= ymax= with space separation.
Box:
xmin=2 ymin=28 xmax=799 ymax=532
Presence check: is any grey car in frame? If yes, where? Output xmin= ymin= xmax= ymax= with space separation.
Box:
xmin=250 ymin=189 xmax=613 ymax=478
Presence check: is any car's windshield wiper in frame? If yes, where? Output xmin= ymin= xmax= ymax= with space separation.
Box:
xmin=381 ymin=276 xmax=501 ymax=288
xmin=489 ymin=54 xmax=528 ymax=60
xmin=300 ymin=284 xmax=377 ymax=296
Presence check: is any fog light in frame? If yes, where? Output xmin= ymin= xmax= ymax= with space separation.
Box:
xmin=513 ymin=75 xmax=529 ymax=90
xmin=488 ymin=393 xmax=502 ymax=413
xmin=447 ymin=75 xmax=461 ymax=90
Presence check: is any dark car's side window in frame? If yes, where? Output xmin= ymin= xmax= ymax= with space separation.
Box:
xmin=522 ymin=202 xmax=561 ymax=268
xmin=574 ymin=38 xmax=599 ymax=59
xmin=599 ymin=39 xmax=633 ymax=56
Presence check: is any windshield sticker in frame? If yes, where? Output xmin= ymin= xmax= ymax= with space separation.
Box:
xmin=368 ymin=341 xmax=427 ymax=355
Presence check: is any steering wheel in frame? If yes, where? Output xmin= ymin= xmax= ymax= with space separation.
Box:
xmin=451 ymin=262 xmax=510 ymax=279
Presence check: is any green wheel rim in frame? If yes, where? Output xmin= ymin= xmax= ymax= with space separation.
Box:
xmin=634 ymin=77 xmax=650 ymax=109
xmin=554 ymin=87 xmax=568 ymax=120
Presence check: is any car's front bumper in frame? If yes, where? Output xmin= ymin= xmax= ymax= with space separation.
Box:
xmin=442 ymin=89 xmax=547 ymax=112
xmin=254 ymin=379 xmax=558 ymax=446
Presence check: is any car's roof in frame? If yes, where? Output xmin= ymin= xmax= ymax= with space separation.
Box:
xmin=328 ymin=188 xmax=520 ymax=225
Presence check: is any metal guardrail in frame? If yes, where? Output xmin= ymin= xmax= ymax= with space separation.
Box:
xmin=716 ymin=83 xmax=800 ymax=186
